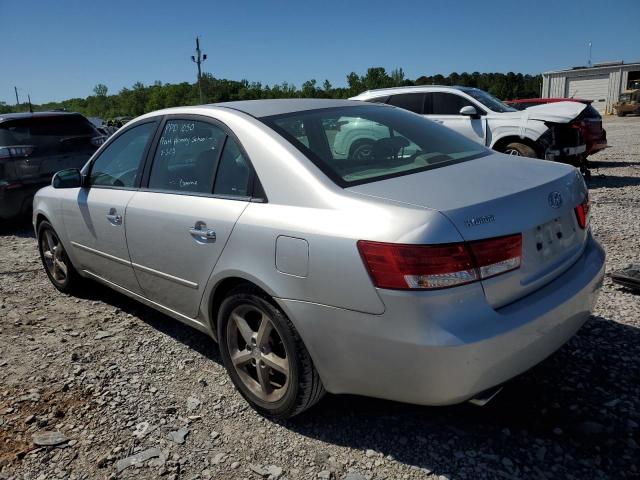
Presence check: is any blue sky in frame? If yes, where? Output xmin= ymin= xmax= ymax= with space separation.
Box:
xmin=1 ymin=0 xmax=639 ymax=104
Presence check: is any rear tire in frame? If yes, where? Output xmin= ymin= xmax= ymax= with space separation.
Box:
xmin=501 ymin=142 xmax=537 ymax=158
xmin=217 ymin=286 xmax=325 ymax=419
xmin=37 ymin=221 xmax=82 ymax=294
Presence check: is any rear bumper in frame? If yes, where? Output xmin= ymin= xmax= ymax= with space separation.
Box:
xmin=279 ymin=233 xmax=605 ymax=405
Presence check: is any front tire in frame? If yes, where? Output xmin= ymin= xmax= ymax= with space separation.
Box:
xmin=348 ymin=139 xmax=375 ymax=161
xmin=37 ymin=221 xmax=82 ymax=294
xmin=217 ymin=286 xmax=325 ymax=419
xmin=501 ymin=142 xmax=537 ymax=158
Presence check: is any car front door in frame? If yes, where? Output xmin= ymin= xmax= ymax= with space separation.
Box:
xmin=61 ymin=121 xmax=158 ymax=293
xmin=125 ymin=117 xmax=253 ymax=318
xmin=425 ymin=92 xmax=487 ymax=145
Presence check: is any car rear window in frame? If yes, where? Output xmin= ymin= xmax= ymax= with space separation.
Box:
xmin=263 ymin=105 xmax=489 ymax=187
xmin=0 ymin=115 xmax=96 ymax=148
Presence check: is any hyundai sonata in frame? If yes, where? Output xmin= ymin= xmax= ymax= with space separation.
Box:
xmin=33 ymin=99 xmax=605 ymax=418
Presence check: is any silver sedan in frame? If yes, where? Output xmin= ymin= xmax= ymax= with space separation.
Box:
xmin=33 ymin=99 xmax=605 ymax=418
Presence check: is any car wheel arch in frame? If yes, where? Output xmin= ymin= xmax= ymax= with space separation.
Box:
xmin=206 ymin=276 xmax=279 ymax=341
xmin=36 ymin=213 xmax=49 ymax=229
xmin=492 ymin=135 xmax=543 ymax=158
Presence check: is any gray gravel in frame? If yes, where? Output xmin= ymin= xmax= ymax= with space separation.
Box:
xmin=1 ymin=116 xmax=639 ymax=479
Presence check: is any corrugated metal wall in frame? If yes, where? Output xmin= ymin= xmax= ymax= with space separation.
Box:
xmin=542 ymin=64 xmax=640 ymax=114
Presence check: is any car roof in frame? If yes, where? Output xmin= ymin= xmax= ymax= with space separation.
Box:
xmin=0 ymin=111 xmax=86 ymax=124
xmin=353 ymin=85 xmax=478 ymax=98
xmin=211 ymin=99 xmax=369 ymax=118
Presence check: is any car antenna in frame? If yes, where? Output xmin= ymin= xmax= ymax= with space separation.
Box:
xmin=28 ymin=94 xmax=33 ymax=113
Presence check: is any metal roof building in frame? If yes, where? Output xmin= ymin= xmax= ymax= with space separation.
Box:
xmin=542 ymin=61 xmax=640 ymax=114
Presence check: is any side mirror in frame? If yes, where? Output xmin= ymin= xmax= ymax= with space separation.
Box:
xmin=52 ymin=168 xmax=83 ymax=189
xmin=460 ymin=106 xmax=479 ymax=118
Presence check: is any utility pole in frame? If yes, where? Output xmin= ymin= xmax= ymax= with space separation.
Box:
xmin=191 ymin=36 xmax=207 ymax=104
xmin=28 ymin=94 xmax=33 ymax=113
xmin=588 ymin=41 xmax=592 ymax=68
xmin=14 ymin=86 xmax=20 ymax=106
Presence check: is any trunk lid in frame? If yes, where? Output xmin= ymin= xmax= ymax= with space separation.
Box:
xmin=348 ymin=153 xmax=589 ymax=307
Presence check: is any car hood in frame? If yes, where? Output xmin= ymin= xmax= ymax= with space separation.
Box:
xmin=493 ymin=101 xmax=587 ymax=123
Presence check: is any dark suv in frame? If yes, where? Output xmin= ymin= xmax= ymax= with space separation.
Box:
xmin=0 ymin=112 xmax=105 ymax=220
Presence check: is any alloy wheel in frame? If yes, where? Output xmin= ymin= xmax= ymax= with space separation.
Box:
xmin=226 ymin=304 xmax=290 ymax=402
xmin=505 ymin=148 xmax=521 ymax=156
xmin=41 ymin=229 xmax=68 ymax=284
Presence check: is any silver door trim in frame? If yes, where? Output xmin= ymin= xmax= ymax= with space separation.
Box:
xmin=71 ymin=241 xmax=131 ymax=266
xmin=132 ymin=262 xmax=199 ymax=289
xmin=72 ymin=241 xmax=198 ymax=289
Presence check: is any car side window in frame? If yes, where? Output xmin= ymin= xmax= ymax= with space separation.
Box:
xmin=431 ymin=92 xmax=477 ymax=115
xmin=90 ymin=122 xmax=156 ymax=188
xmin=148 ymin=119 xmax=226 ymax=194
xmin=213 ymin=137 xmax=251 ymax=197
xmin=365 ymin=96 xmax=389 ymax=104
xmin=387 ymin=93 xmax=425 ymax=114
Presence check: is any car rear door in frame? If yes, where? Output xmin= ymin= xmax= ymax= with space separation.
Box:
xmin=124 ymin=116 xmax=252 ymax=318
xmin=425 ymin=92 xmax=487 ymax=145
xmin=61 ymin=120 xmax=158 ymax=293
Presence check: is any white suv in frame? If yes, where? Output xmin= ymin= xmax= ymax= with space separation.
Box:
xmin=351 ymin=86 xmax=590 ymax=172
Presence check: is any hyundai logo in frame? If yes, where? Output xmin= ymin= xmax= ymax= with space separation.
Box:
xmin=548 ymin=191 xmax=563 ymax=209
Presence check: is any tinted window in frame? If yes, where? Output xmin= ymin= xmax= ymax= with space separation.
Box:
xmin=213 ymin=138 xmax=251 ymax=197
xmin=0 ymin=115 xmax=96 ymax=151
xmin=265 ymin=105 xmax=488 ymax=187
xmin=431 ymin=92 xmax=477 ymax=115
xmin=387 ymin=93 xmax=424 ymax=114
xmin=148 ymin=120 xmax=226 ymax=194
xmin=90 ymin=122 xmax=156 ymax=188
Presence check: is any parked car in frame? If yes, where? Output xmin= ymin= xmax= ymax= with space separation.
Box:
xmin=351 ymin=86 xmax=595 ymax=175
xmin=33 ymin=100 xmax=605 ymax=418
xmin=0 ymin=112 xmax=105 ymax=221
xmin=505 ymin=98 xmax=607 ymax=156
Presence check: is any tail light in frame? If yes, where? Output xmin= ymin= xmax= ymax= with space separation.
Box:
xmin=574 ymin=192 xmax=590 ymax=229
xmin=357 ymin=234 xmax=522 ymax=290
xmin=0 ymin=145 xmax=35 ymax=160
xmin=91 ymin=136 xmax=106 ymax=147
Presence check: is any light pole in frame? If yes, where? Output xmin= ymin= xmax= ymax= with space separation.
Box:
xmin=191 ymin=36 xmax=208 ymax=104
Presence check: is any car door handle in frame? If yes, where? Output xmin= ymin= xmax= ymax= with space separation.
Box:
xmin=189 ymin=222 xmax=216 ymax=241
xmin=106 ymin=208 xmax=122 ymax=225
xmin=433 ymin=120 xmax=444 ymax=124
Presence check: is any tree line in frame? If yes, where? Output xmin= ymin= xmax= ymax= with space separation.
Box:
xmin=1 ymin=68 xmax=542 ymax=119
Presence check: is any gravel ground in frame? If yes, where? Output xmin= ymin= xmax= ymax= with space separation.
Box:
xmin=1 ymin=116 xmax=639 ymax=480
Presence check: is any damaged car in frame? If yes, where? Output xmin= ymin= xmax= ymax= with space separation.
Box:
xmin=351 ymin=86 xmax=594 ymax=175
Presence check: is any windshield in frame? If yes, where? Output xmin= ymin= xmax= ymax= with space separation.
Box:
xmin=456 ymin=88 xmax=516 ymax=113
xmin=263 ymin=105 xmax=489 ymax=187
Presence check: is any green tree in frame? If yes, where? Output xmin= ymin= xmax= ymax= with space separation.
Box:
xmin=93 ymin=84 xmax=108 ymax=97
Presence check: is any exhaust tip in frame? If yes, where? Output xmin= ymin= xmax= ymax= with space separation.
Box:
xmin=468 ymin=386 xmax=503 ymax=406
